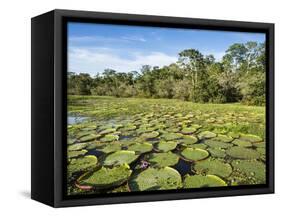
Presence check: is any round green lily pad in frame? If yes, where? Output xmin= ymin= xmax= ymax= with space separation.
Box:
xmin=181 ymin=127 xmax=197 ymax=134
xmin=129 ymin=167 xmax=182 ymax=191
xmin=147 ymin=152 xmax=179 ymax=167
xmin=207 ymin=148 xmax=226 ymax=158
xmin=100 ymin=134 xmax=119 ymax=142
xmin=122 ymin=125 xmax=137 ymax=131
xmin=103 ymin=150 xmax=139 ymax=166
xmin=68 ymin=143 xmax=87 ymax=151
xmin=99 ymin=128 xmax=116 ymax=135
xmin=79 ymin=134 xmax=101 ymax=142
xmin=253 ymin=142 xmax=265 ymax=148
xmin=68 ymin=149 xmax=88 ymax=159
xmin=198 ymin=131 xmax=216 ymax=139
xmin=78 ymin=164 xmax=132 ymax=189
xmin=97 ymin=143 xmax=122 ymax=153
xmin=213 ymin=134 xmax=233 ymax=143
xmin=232 ymin=139 xmax=252 ymax=147
xmin=239 ymin=134 xmax=263 ymax=143
xmin=140 ymin=131 xmax=159 ymax=139
xmin=156 ymin=141 xmax=178 ymax=152
xmin=227 ymin=132 xmax=240 ymax=139
xmin=181 ymin=148 xmax=209 ymax=161
xmin=161 ymin=132 xmax=183 ymax=141
xmin=194 ymin=158 xmax=232 ymax=178
xmin=231 ymin=160 xmax=265 ymax=184
xmin=204 ymin=139 xmax=232 ymax=149
xmin=127 ymin=142 xmax=153 ymax=154
xmin=68 ymin=155 xmax=98 ymax=175
xmin=181 ymin=135 xmax=198 ymax=145
xmin=183 ymin=174 xmax=227 ymax=188
xmin=187 ymin=143 xmax=207 ymax=149
xmin=226 ymin=147 xmax=260 ymax=159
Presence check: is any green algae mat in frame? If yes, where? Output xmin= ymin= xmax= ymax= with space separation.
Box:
xmin=67 ymin=96 xmax=266 ymax=195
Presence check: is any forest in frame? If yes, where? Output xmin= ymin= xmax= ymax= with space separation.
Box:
xmin=68 ymin=41 xmax=265 ymax=106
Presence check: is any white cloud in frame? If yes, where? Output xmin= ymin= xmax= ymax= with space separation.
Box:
xmin=68 ymin=47 xmax=177 ymax=74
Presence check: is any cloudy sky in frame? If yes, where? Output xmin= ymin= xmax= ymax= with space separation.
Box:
xmin=67 ymin=22 xmax=265 ymax=75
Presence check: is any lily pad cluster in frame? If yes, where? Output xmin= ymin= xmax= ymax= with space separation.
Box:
xmin=67 ymin=96 xmax=266 ymax=195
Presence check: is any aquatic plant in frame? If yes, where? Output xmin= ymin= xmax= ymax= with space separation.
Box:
xmin=129 ymin=167 xmax=182 ymax=191
xmin=198 ymin=131 xmax=216 ymax=139
xmin=68 ymin=155 xmax=98 ymax=175
xmin=103 ymin=150 xmax=139 ymax=166
xmin=68 ymin=143 xmax=88 ymax=151
xmin=127 ymin=142 xmax=153 ymax=154
xmin=204 ymin=139 xmax=232 ymax=149
xmin=183 ymin=174 xmax=227 ymax=188
xmin=146 ymin=152 xmax=179 ymax=167
xmin=161 ymin=132 xmax=183 ymax=141
xmin=226 ymin=147 xmax=260 ymax=159
xmin=232 ymin=139 xmax=252 ymax=147
xmin=181 ymin=148 xmax=209 ymax=161
xmin=156 ymin=141 xmax=178 ymax=152
xmin=100 ymin=134 xmax=119 ymax=142
xmin=68 ymin=149 xmax=88 ymax=159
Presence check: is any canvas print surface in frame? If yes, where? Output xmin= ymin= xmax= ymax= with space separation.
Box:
xmin=66 ymin=22 xmax=266 ymax=196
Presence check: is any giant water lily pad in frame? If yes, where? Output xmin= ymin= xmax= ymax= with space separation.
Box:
xmin=68 ymin=149 xmax=88 ymax=159
xmin=140 ymin=131 xmax=159 ymax=139
xmin=161 ymin=132 xmax=183 ymax=141
xmin=240 ymin=134 xmax=263 ymax=143
xmin=78 ymin=164 xmax=132 ymax=189
xmin=183 ymin=174 xmax=227 ymax=188
xmin=231 ymin=160 xmax=265 ymax=184
xmin=147 ymin=152 xmax=179 ymax=167
xmin=188 ymin=143 xmax=207 ymax=149
xmin=103 ymin=150 xmax=139 ymax=166
xmin=156 ymin=141 xmax=178 ymax=152
xmin=198 ymin=131 xmax=216 ymax=139
xmin=204 ymin=139 xmax=232 ymax=149
xmin=213 ymin=134 xmax=233 ymax=143
xmin=68 ymin=143 xmax=88 ymax=151
xmin=97 ymin=143 xmax=122 ymax=153
xmin=127 ymin=142 xmax=153 ymax=154
xmin=79 ymin=134 xmax=101 ymax=142
xmin=100 ymin=134 xmax=119 ymax=142
xmin=181 ymin=127 xmax=197 ymax=134
xmin=129 ymin=167 xmax=182 ymax=191
xmin=181 ymin=148 xmax=209 ymax=161
xmin=181 ymin=135 xmax=198 ymax=145
xmin=68 ymin=155 xmax=98 ymax=175
xmin=99 ymin=128 xmax=116 ymax=135
xmin=232 ymin=139 xmax=252 ymax=147
xmin=226 ymin=147 xmax=260 ymax=159
xmin=194 ymin=158 xmax=232 ymax=178
xmin=207 ymin=148 xmax=226 ymax=158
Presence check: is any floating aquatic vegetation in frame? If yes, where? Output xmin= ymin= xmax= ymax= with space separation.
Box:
xmin=227 ymin=132 xmax=240 ymax=139
xmin=181 ymin=135 xmax=198 ymax=145
xmin=226 ymin=147 xmax=260 ymax=159
xmin=231 ymin=160 xmax=265 ymax=184
xmin=68 ymin=143 xmax=88 ymax=151
xmin=181 ymin=127 xmax=197 ymax=134
xmin=181 ymin=148 xmax=209 ymax=161
xmin=207 ymin=148 xmax=226 ymax=158
xmin=253 ymin=141 xmax=265 ymax=148
xmin=156 ymin=141 xmax=178 ymax=152
xmin=68 ymin=155 xmax=98 ymax=175
xmin=161 ymin=132 xmax=183 ymax=141
xmin=140 ymin=131 xmax=159 ymax=139
xmin=194 ymin=158 xmax=232 ymax=178
xmin=187 ymin=143 xmax=207 ymax=149
xmin=100 ymin=134 xmax=119 ymax=142
xmin=146 ymin=152 xmax=179 ymax=167
xmin=67 ymin=138 xmax=76 ymax=145
xmin=183 ymin=174 xmax=227 ymax=188
xmin=97 ymin=143 xmax=122 ymax=153
xmin=68 ymin=149 xmax=88 ymax=159
xmin=213 ymin=134 xmax=233 ymax=143
xmin=99 ymin=128 xmax=116 ymax=135
xmin=79 ymin=133 xmax=101 ymax=142
xmin=204 ymin=139 xmax=232 ymax=149
xmin=239 ymin=134 xmax=263 ymax=143
xmin=78 ymin=164 xmax=132 ymax=189
xmin=129 ymin=167 xmax=182 ymax=191
xmin=198 ymin=131 xmax=216 ymax=139
xmin=127 ymin=142 xmax=153 ymax=154
xmin=103 ymin=150 xmax=139 ymax=166
xmin=232 ymin=138 xmax=252 ymax=147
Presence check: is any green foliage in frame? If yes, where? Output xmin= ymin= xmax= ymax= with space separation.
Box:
xmin=67 ymin=42 xmax=265 ymax=106
xmin=129 ymin=167 xmax=182 ymax=191
xmin=181 ymin=148 xmax=209 ymax=161
xmin=127 ymin=142 xmax=153 ymax=154
xmin=146 ymin=152 xmax=179 ymax=167
xmin=226 ymin=147 xmax=260 ymax=159
xmin=183 ymin=174 xmax=227 ymax=188
xmin=103 ymin=150 xmax=139 ymax=166
xmin=68 ymin=155 xmax=98 ymax=175
xmin=156 ymin=141 xmax=178 ymax=152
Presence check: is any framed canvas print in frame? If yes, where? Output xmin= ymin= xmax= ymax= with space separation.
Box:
xmin=31 ymin=9 xmax=274 ymax=207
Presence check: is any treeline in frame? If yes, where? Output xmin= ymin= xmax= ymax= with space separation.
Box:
xmin=68 ymin=41 xmax=265 ymax=105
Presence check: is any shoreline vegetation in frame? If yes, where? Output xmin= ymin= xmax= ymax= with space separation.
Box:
xmin=68 ymin=41 xmax=265 ymax=106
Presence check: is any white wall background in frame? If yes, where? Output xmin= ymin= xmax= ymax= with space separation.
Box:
xmin=0 ymin=0 xmax=279 ymax=215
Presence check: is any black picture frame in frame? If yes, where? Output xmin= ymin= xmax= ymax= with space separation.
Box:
xmin=31 ymin=9 xmax=274 ymax=208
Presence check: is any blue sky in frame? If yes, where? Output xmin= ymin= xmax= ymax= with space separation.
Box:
xmin=68 ymin=22 xmax=265 ymax=75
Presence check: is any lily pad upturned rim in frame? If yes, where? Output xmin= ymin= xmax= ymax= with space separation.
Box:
xmin=183 ymin=174 xmax=227 ymax=188
xmin=181 ymin=147 xmax=209 ymax=161
xmin=103 ymin=150 xmax=139 ymax=166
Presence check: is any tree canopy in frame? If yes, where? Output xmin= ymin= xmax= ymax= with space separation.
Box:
xmin=68 ymin=41 xmax=265 ymax=106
